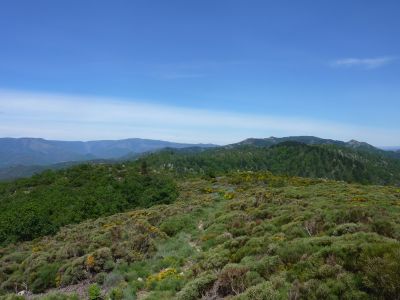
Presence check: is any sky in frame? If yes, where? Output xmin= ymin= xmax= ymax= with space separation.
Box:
xmin=0 ymin=0 xmax=399 ymax=146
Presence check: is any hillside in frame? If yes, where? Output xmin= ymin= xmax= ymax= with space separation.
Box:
xmin=0 ymin=138 xmax=216 ymax=168
xmin=0 ymin=163 xmax=178 ymax=245
xmin=0 ymin=160 xmax=114 ymax=182
xmin=234 ymin=136 xmax=400 ymax=158
xmin=1 ymin=172 xmax=400 ymax=299
xmin=140 ymin=142 xmax=400 ymax=186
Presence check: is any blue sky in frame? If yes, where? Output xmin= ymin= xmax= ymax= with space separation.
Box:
xmin=0 ymin=0 xmax=399 ymax=145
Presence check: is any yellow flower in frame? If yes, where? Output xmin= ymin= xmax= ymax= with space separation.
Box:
xmin=86 ymin=254 xmax=95 ymax=269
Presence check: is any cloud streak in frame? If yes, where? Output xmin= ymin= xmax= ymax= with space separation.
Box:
xmin=0 ymin=89 xmax=398 ymax=145
xmin=332 ymin=57 xmax=396 ymax=69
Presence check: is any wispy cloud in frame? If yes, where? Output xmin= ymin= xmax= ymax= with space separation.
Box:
xmin=0 ymin=89 xmax=398 ymax=145
xmin=332 ymin=57 xmax=396 ymax=69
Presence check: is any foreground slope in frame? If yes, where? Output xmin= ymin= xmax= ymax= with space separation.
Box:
xmin=1 ymin=172 xmax=400 ymax=299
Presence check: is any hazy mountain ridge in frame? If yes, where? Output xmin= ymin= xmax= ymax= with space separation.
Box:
xmin=0 ymin=137 xmax=216 ymax=168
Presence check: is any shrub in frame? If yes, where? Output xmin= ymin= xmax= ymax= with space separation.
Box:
xmin=201 ymin=248 xmax=230 ymax=270
xmin=29 ymin=262 xmax=60 ymax=293
xmin=160 ymin=216 xmax=194 ymax=236
xmin=103 ymin=272 xmax=125 ymax=289
xmin=371 ymin=219 xmax=395 ymax=238
xmin=88 ymin=283 xmax=102 ymax=300
xmin=332 ymin=223 xmax=362 ymax=236
xmin=146 ymin=268 xmax=182 ymax=290
xmin=361 ymin=249 xmax=400 ymax=298
xmin=40 ymin=293 xmax=80 ymax=300
xmin=233 ymin=281 xmax=279 ymax=300
xmin=217 ymin=264 xmax=249 ymax=296
xmin=58 ymin=257 xmax=87 ymax=286
xmin=176 ymin=272 xmax=217 ymax=300
xmin=244 ymin=271 xmax=264 ymax=288
xmin=95 ymin=272 xmax=107 ymax=285
xmin=108 ymin=287 xmax=124 ymax=300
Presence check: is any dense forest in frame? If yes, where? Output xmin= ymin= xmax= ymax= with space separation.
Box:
xmin=0 ymin=163 xmax=177 ymax=245
xmin=140 ymin=142 xmax=400 ymax=185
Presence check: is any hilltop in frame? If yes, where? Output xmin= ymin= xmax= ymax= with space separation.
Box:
xmin=1 ymin=172 xmax=400 ymax=299
xmin=140 ymin=141 xmax=400 ymax=186
xmin=233 ymin=136 xmax=399 ymax=157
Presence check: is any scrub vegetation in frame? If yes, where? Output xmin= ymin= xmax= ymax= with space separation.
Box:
xmin=1 ymin=171 xmax=400 ymax=299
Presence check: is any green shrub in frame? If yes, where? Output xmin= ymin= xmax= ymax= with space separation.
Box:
xmin=88 ymin=283 xmax=102 ymax=300
xmin=361 ymin=249 xmax=400 ymax=298
xmin=233 ymin=281 xmax=279 ymax=300
xmin=40 ymin=293 xmax=80 ymax=300
xmin=160 ymin=216 xmax=194 ymax=236
xmin=176 ymin=272 xmax=217 ymax=300
xmin=371 ymin=219 xmax=395 ymax=238
xmin=332 ymin=223 xmax=362 ymax=236
xmin=108 ymin=287 xmax=124 ymax=300
xmin=251 ymin=256 xmax=282 ymax=279
xmin=0 ymin=295 xmax=25 ymax=300
xmin=29 ymin=262 xmax=60 ymax=293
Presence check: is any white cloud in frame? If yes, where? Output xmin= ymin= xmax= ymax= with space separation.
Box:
xmin=332 ymin=57 xmax=396 ymax=69
xmin=0 ymin=89 xmax=398 ymax=145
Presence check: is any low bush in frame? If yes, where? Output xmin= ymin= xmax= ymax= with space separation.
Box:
xmin=88 ymin=283 xmax=102 ymax=300
xmin=176 ymin=272 xmax=217 ymax=300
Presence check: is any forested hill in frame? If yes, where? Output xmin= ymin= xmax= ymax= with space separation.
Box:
xmin=233 ymin=136 xmax=400 ymax=159
xmin=140 ymin=141 xmax=400 ymax=186
xmin=0 ymin=163 xmax=178 ymax=246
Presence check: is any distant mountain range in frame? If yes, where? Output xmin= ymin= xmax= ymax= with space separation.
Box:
xmin=381 ymin=146 xmax=400 ymax=151
xmin=0 ymin=137 xmax=216 ymax=168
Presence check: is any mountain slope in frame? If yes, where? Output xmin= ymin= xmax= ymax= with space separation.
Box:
xmin=141 ymin=142 xmax=400 ymax=186
xmin=235 ymin=136 xmax=347 ymax=147
xmin=1 ymin=172 xmax=400 ymax=299
xmin=0 ymin=138 xmax=216 ymax=168
xmin=234 ymin=136 xmax=392 ymax=154
xmin=0 ymin=163 xmax=178 ymax=245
